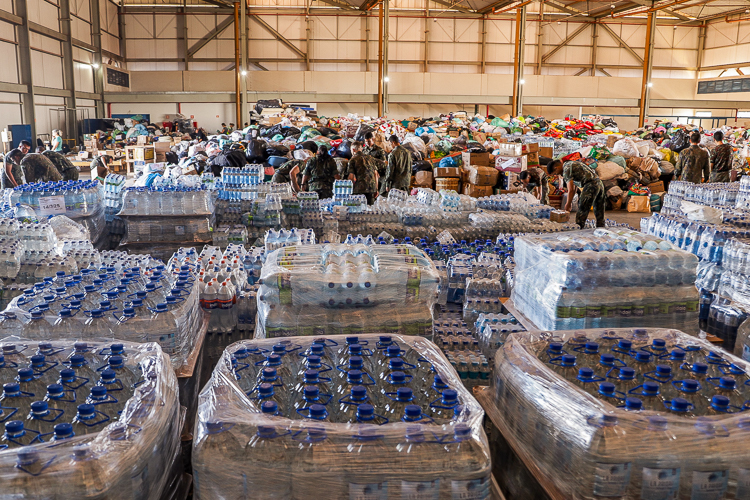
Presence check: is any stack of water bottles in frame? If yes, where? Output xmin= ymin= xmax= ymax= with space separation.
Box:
xmin=474 ymin=312 xmax=526 ymax=362
xmin=511 ymin=229 xmax=700 ymax=331
xmin=256 ymin=243 xmax=439 ymax=338
xmin=0 ymin=338 xmax=181 ymax=499
xmin=481 ymin=327 xmax=750 ymax=500
xmin=103 ymin=173 xmax=127 ymax=221
xmin=193 ymin=334 xmax=491 ymax=500
xmin=663 ymin=180 xmax=740 ymax=211
xmin=118 ymin=185 xmax=212 ymax=217
xmin=264 ymin=228 xmax=316 ymax=252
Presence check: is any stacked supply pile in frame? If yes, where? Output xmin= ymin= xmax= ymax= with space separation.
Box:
xmin=0 ymin=338 xmax=181 ymax=499
xmin=256 ymin=243 xmax=440 ymax=338
xmin=5 ymin=180 xmax=106 ymax=246
xmin=494 ymin=143 xmax=527 ymax=191
xmin=193 ymin=334 xmax=491 ymax=500
xmin=102 ymin=173 xmax=128 ymax=250
xmin=511 ymin=229 xmax=699 ymax=332
xmin=479 ymin=327 xmax=750 ymax=500
xmin=117 ymin=185 xmax=212 ymax=260
xmin=462 ymin=151 xmax=495 ymax=198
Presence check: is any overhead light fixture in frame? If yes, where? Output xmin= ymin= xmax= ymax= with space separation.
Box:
xmin=92 ymin=63 xmax=99 ymax=69
xmin=519 ymin=79 xmax=525 ymax=84
xmin=384 ymin=76 xmax=390 ymax=82
xmin=647 ymin=82 xmax=653 ymax=87
xmin=241 ymin=70 xmax=247 ymax=76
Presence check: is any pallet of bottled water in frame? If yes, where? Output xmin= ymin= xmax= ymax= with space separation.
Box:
xmin=511 ymin=229 xmax=700 ymax=332
xmin=118 ymin=185 xmax=212 ymax=217
xmin=479 ymin=327 xmax=750 ymax=500
xmin=0 ymin=338 xmax=182 ymax=499
xmin=193 ymin=334 xmax=491 ymax=500
xmin=256 ymin=243 xmax=440 ymax=338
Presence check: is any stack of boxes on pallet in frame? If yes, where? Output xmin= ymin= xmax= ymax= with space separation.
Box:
xmin=461 ymin=152 xmax=495 ymax=198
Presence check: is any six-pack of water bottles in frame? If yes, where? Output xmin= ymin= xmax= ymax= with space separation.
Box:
xmin=481 ymin=327 xmax=750 ymax=500
xmin=193 ymin=334 xmax=491 ymax=500
xmin=511 ymin=229 xmax=700 ymax=332
xmin=0 ymin=338 xmax=181 ymax=499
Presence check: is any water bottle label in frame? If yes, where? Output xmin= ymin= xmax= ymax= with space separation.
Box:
xmin=632 ymin=305 xmax=645 ymax=317
xmin=736 ymin=469 xmax=750 ymax=499
xmin=450 ymin=478 xmax=489 ymax=500
xmin=401 ymin=480 xmax=440 ymax=500
xmin=690 ymin=470 xmax=728 ymax=500
xmin=593 ymin=462 xmax=631 ymax=497
xmin=349 ymin=482 xmax=387 ymax=500
xmin=587 ymin=306 xmax=601 ymax=318
xmin=641 ymin=467 xmax=680 ymax=500
xmin=572 ymin=306 xmax=586 ymax=319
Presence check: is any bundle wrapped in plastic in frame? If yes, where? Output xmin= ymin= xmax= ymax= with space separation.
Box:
xmin=511 ymin=229 xmax=699 ymax=332
xmin=193 ymin=334 xmax=491 ymax=500
xmin=256 ymin=243 xmax=439 ymax=337
xmin=479 ymin=327 xmax=750 ymax=500
xmin=0 ymin=338 xmax=182 ymax=499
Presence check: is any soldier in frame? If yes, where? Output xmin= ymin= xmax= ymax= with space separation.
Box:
xmin=381 ymin=135 xmax=412 ymax=196
xmin=675 ymin=132 xmax=709 ymax=184
xmin=21 ymin=153 xmax=63 ymax=184
xmin=42 ymin=150 xmax=79 ymax=181
xmin=709 ymin=130 xmax=732 ymax=183
xmin=271 ymin=159 xmax=304 ymax=193
xmin=2 ymin=149 xmax=25 ymax=188
xmin=301 ymin=145 xmax=339 ymax=199
xmin=363 ymin=132 xmax=387 ymax=162
xmin=547 ymin=159 xmax=605 ymax=229
xmin=90 ymin=155 xmax=112 ymax=184
xmin=518 ymin=167 xmax=549 ymax=205
xmin=345 ymin=141 xmax=379 ymax=205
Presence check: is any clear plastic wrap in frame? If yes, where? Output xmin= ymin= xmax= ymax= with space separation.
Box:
xmin=511 ymin=229 xmax=700 ymax=332
xmin=256 ymin=243 xmax=439 ymax=338
xmin=193 ymin=334 xmax=491 ymax=500
xmin=479 ymin=327 xmax=750 ymax=500
xmin=0 ymin=337 xmax=182 ymax=499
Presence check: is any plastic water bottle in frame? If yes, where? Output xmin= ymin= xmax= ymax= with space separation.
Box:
xmin=382 ymin=387 xmax=417 ymax=423
xmin=243 ymin=425 xmax=292 ymax=498
xmin=1 ymin=420 xmax=41 ymax=448
xmin=104 ymin=355 xmax=136 ymax=390
xmin=71 ymin=403 xmax=110 ymax=435
xmin=43 ymin=383 xmax=77 ymax=421
xmin=630 ymin=382 xmax=664 ymax=411
xmin=355 ymin=403 xmax=388 ymax=425
xmin=292 ymin=427 xmax=345 ymax=499
xmin=596 ymin=382 xmax=625 ymax=406
xmin=574 ymin=368 xmax=604 ymax=396
xmin=674 ymin=379 xmax=707 ymax=414
xmin=338 ymin=385 xmax=370 ymax=423
xmin=23 ymin=400 xmax=61 ymax=437
xmin=612 ymin=367 xmax=639 ymax=395
xmin=17 ymin=368 xmax=48 ymax=401
xmin=51 ymin=422 xmax=75 ymax=441
xmin=85 ymin=386 xmax=122 ymax=420
xmin=429 ymin=388 xmax=459 ymax=423
xmin=550 ymin=354 xmax=578 ymax=382
xmin=250 ymin=383 xmax=287 ymax=415
xmin=682 ymin=418 xmax=729 ymax=498
xmin=444 ymin=424 xmax=491 ymax=499
xmin=628 ymin=416 xmax=681 ymax=499
xmin=712 ymin=376 xmax=744 ymax=407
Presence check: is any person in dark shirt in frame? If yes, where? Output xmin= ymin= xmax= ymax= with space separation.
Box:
xmin=709 ymin=130 xmax=733 ymax=183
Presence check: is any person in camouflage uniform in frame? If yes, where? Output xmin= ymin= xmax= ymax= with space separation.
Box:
xmin=363 ymin=132 xmax=387 ymax=162
xmin=547 ymin=159 xmax=605 ymax=229
xmin=21 ymin=153 xmax=62 ymax=184
xmin=271 ymin=159 xmax=304 ymax=193
xmin=42 ymin=150 xmax=78 ymax=181
xmin=709 ymin=130 xmax=732 ymax=183
xmin=2 ymin=149 xmax=25 ymax=188
xmin=381 ymin=135 xmax=412 ymax=196
xmin=675 ymin=132 xmax=709 ymax=184
xmin=301 ymin=145 xmax=339 ymax=199
xmin=518 ymin=167 xmax=549 ymax=205
xmin=345 ymin=141 xmax=379 ymax=205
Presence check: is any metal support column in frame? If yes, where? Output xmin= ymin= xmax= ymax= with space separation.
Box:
xmin=118 ymin=5 xmax=127 ymax=60
xmin=90 ymin=0 xmax=105 ymax=117
xmin=536 ymin=3 xmax=543 ymax=75
xmin=234 ymin=1 xmax=241 ymax=124
xmin=697 ymin=25 xmax=706 ymax=71
xmin=59 ymin=0 xmax=78 ymax=143
xmin=179 ymin=0 xmax=189 ymax=70
xmin=14 ymin=0 xmax=35 ymax=140
xmin=591 ymin=21 xmax=598 ymax=76
xmin=480 ymin=14 xmax=487 ymax=74
xmin=638 ymin=10 xmax=655 ymax=127
xmin=239 ymin=0 xmax=248 ymax=124
xmin=382 ymin=0 xmax=389 ymax=115
xmin=364 ymin=12 xmax=369 ymax=71
xmin=511 ymin=4 xmax=526 ymax=116
xmin=305 ymin=16 xmax=311 ymax=71
xmin=423 ymin=0 xmax=429 ymax=73
xmin=377 ymin=2 xmax=383 ymax=117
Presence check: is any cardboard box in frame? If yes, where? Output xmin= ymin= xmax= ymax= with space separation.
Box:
xmin=468 ymin=166 xmax=499 ymax=186
xmin=607 ymin=135 xmax=619 ymax=148
xmin=435 ymin=178 xmax=460 ymax=192
xmin=434 ymin=167 xmax=460 ymax=178
xmin=462 ymin=184 xmax=493 ymax=198
xmin=495 ymin=155 xmax=528 ymax=172
xmin=540 ymin=147 xmax=554 ymax=159
xmin=461 ymin=152 xmax=490 ymax=167
xmin=448 ymin=129 xmax=460 ymax=138
xmin=472 ymin=132 xmax=487 ymax=144
xmin=522 ymin=143 xmax=539 ymax=154
xmin=415 ymin=170 xmax=433 ymax=186
xmin=550 ymin=210 xmax=571 ymax=223
xmin=460 ymin=167 xmax=470 ymax=184
xmin=494 ymin=143 xmax=523 ymax=156
xmin=648 ymin=181 xmax=665 ymax=193
xmin=525 ymin=152 xmax=540 ymax=167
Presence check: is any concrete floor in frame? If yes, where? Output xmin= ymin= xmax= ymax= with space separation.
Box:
xmin=592 ymin=209 xmax=650 ymax=229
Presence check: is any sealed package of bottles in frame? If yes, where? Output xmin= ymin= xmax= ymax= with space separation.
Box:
xmin=479 ymin=327 xmax=750 ymax=500
xmin=0 ymin=338 xmax=182 ymax=499
xmin=256 ymin=243 xmax=440 ymax=337
xmin=193 ymin=334 xmax=491 ymax=500
xmin=511 ymin=229 xmax=699 ymax=332
xmin=0 ymin=257 xmax=206 ymax=372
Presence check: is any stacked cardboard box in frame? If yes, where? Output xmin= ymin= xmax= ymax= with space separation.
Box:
xmin=433 ymin=164 xmax=461 ymax=193
xmin=461 ymin=152 xmax=496 ymax=197
xmin=522 ymin=143 xmax=540 ymax=169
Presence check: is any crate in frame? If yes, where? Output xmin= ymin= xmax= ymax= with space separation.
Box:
xmin=436 ymin=177 xmax=460 ymax=192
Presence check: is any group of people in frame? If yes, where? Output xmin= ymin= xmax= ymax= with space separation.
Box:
xmin=2 ymin=140 xmax=82 ymax=189
xmin=271 ymin=132 xmax=412 ymax=204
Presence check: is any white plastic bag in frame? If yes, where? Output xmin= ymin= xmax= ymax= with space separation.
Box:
xmin=612 ymin=138 xmax=640 ymax=159
xmin=681 ymin=200 xmax=722 ymax=224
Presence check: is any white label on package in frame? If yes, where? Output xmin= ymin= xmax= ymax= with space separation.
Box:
xmin=736 ymin=469 xmax=750 ymax=499
xmin=451 ymin=478 xmax=489 ymax=500
xmin=594 ymin=463 xmax=631 ymax=497
xmin=38 ymin=195 xmax=66 ymax=216
xmin=641 ymin=467 xmax=680 ymax=500
xmin=401 ymin=480 xmax=440 ymax=500
xmin=349 ymin=482 xmax=387 ymax=500
xmin=501 ymin=159 xmax=516 ymax=169
xmin=690 ymin=470 xmax=728 ymax=500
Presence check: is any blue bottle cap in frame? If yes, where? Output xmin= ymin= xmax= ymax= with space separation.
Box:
xmin=387 ymin=345 xmax=401 ymax=357
xmin=711 ymin=395 xmax=730 ymax=410
xmin=652 ymin=339 xmax=666 ymax=348
xmin=272 ymin=344 xmax=286 ymax=354
xmin=266 ymin=354 xmax=281 ymax=366
xmin=90 ymin=386 xmax=107 ymax=398
xmin=69 ymin=354 xmax=86 ymax=367
xmin=108 ymin=356 xmax=124 ymax=368
xmin=548 ymin=342 xmax=563 ymax=353
xmin=404 ymin=405 xmax=422 ymax=419
xmin=349 ymin=356 xmax=363 ymax=369
xmin=617 ymin=340 xmax=632 ymax=350
xmin=561 ymin=355 xmax=576 ymax=367
xmin=584 ymin=342 xmax=599 ymax=354
xmin=306 ymin=355 xmax=321 ymax=367
xmin=379 ymin=336 xmax=392 ymax=343
xmin=18 ymin=368 xmax=34 ymax=380
xmin=396 ymin=387 xmax=413 ymax=401
xmin=310 ymin=344 xmax=324 ymax=354
xmin=390 ymin=371 xmax=406 ymax=384
xmin=655 ymin=365 xmax=672 ymax=376
xmin=30 ymin=355 xmax=45 ymax=367
xmin=442 ymin=389 xmax=458 ymax=403
xmin=635 ymin=352 xmax=652 ymax=363
xmin=304 ymin=386 xmax=319 ymax=399
xmin=643 ymin=382 xmax=660 ymax=395
xmin=46 ymin=384 xmax=63 ymax=396
xmin=619 ymin=367 xmax=635 ymax=380
xmin=692 ymin=363 xmax=708 ymax=374
xmin=60 ymin=369 xmax=75 ymax=381
xmin=54 ymin=423 xmax=73 ymax=438
xmin=598 ymin=382 xmax=616 ymax=396
xmin=77 ymin=404 xmax=95 ymax=416
xmin=303 ymin=370 xmax=319 ymax=382
xmin=258 ymin=383 xmax=274 ymax=396
xmin=577 ymin=367 xmax=595 ymax=381
xmin=624 ymin=397 xmax=643 ymax=411
xmin=309 ymin=404 xmax=326 ymax=419
xmin=600 ymin=354 xmax=615 ymax=365
xmin=347 ymin=370 xmax=363 ymax=383
xmin=5 ymin=420 xmax=23 ymax=433
xmin=110 ymin=344 xmax=124 ymax=354
xmin=389 ymin=358 xmax=404 ymax=370
xmin=357 ymin=404 xmax=374 ymax=418
xmin=30 ymin=401 xmax=48 ymax=413
xmin=601 ymin=414 xmax=619 ymax=426
xmin=434 ymin=374 xmax=447 ymax=388
xmin=262 ymin=368 xmax=277 ymax=380
xmin=719 ymin=377 xmax=736 ymax=390
xmin=260 ymin=401 xmax=278 ymax=414
xmin=681 ymin=379 xmax=699 ymax=392
xmin=351 ymin=385 xmax=367 ymax=399
xmin=345 ymin=337 xmax=359 ymax=344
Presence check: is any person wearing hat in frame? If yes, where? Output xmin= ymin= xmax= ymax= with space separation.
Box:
xmin=301 ymin=145 xmax=339 ymax=199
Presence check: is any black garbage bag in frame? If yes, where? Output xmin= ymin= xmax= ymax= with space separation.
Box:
xmin=316 ymin=127 xmax=337 ymax=137
xmin=165 ymin=151 xmax=179 ymax=165
xmin=465 ymin=142 xmax=486 ymax=153
xmin=245 ymin=139 xmax=268 ymax=163
xmin=255 ymin=99 xmax=282 ymax=114
xmin=670 ymin=129 xmax=689 ymax=152
xmin=335 ymin=139 xmax=352 ymax=159
xmin=282 ymin=127 xmax=300 ymax=138
xmin=354 ymin=124 xmax=374 ymax=142
xmin=266 ymin=144 xmax=290 ymax=157
xmin=412 ymin=160 xmax=432 ymax=175
xmin=261 ymin=124 xmax=284 ymax=138
xmin=601 ymin=118 xmax=618 ymax=128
